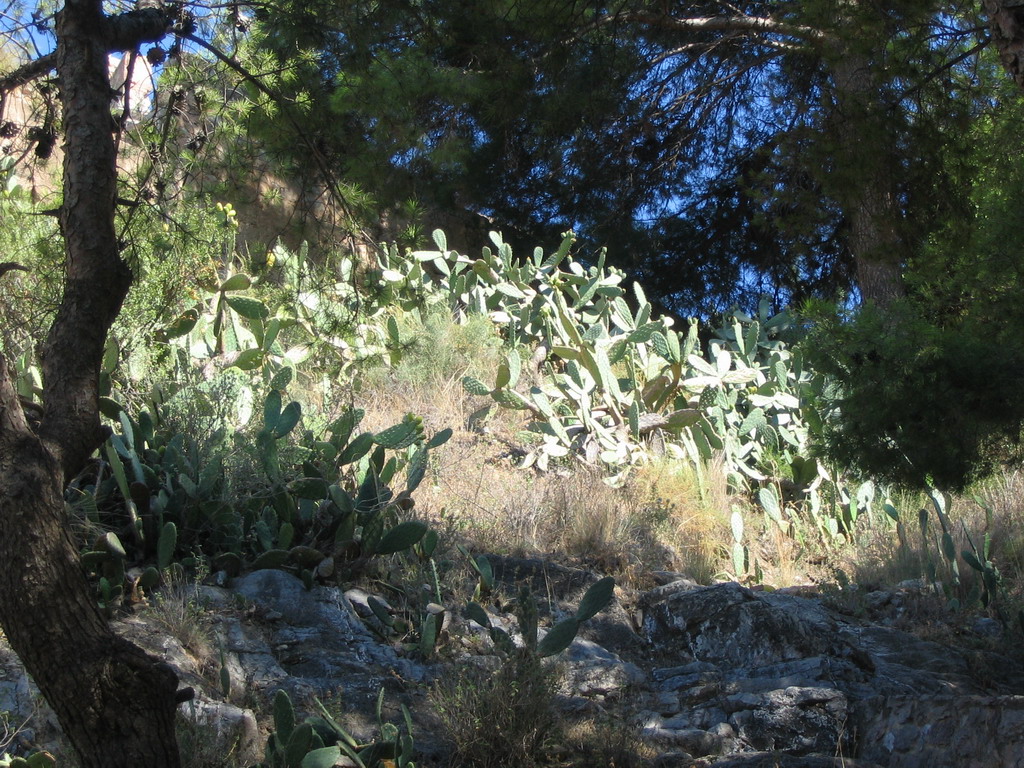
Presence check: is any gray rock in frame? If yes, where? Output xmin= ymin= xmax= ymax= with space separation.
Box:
xmin=2 ymin=565 xmax=1024 ymax=768
xmin=667 ymin=727 xmax=722 ymax=756
xmin=972 ymin=616 xmax=1003 ymax=638
xmin=556 ymin=637 xmax=647 ymax=698
xmin=727 ymin=686 xmax=849 ymax=755
xmin=643 ymin=581 xmax=850 ymax=670
xmin=708 ymin=756 xmax=884 ymax=767
xmin=651 ymin=750 xmax=694 ymax=767
xmin=640 ymin=580 xmax=1024 ymax=765
xmin=232 ymin=570 xmax=426 ymax=685
xmin=856 ymin=694 xmax=1024 ymax=768
xmin=178 ymin=697 xmax=260 ymax=765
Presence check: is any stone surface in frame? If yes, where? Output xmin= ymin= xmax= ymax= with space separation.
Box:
xmin=178 ymin=698 xmax=260 ymax=765
xmin=2 ymin=559 xmax=1024 ymax=766
xmin=638 ymin=578 xmax=1024 ymax=767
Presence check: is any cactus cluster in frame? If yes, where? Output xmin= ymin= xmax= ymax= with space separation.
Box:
xmin=465 ymin=573 xmax=616 ymax=659
xmin=905 ymin=490 xmax=1010 ymax=613
xmin=0 ymin=754 xmax=55 ymax=768
xmin=367 ymin=229 xmax=911 ymax=548
xmin=258 ymin=689 xmax=415 ymax=768
xmin=87 ymin=379 xmax=446 ymax=604
xmin=369 ymin=229 xmax=813 ymax=487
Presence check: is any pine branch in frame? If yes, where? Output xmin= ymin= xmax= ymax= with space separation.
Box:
xmin=0 ymin=53 xmax=56 ymax=93
xmin=0 ymin=3 xmax=171 ymax=94
xmin=580 ymin=9 xmax=833 ymax=48
xmin=0 ymin=262 xmax=28 ymax=280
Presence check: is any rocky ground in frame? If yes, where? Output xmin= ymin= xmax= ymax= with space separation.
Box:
xmin=2 ymin=558 xmax=1023 ymax=767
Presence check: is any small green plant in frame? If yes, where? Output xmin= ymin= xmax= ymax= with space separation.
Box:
xmin=465 ymin=574 xmax=616 ymax=658
xmin=80 ymin=532 xmax=128 ymax=614
xmin=428 ymin=568 xmax=618 ymax=766
xmin=257 ymin=689 xmax=415 ymax=768
xmin=0 ymin=707 xmax=54 ymax=768
xmin=728 ymin=505 xmax=751 ymax=582
xmin=91 ymin=381 xmax=448 ymax=589
xmin=457 ymin=545 xmax=495 ymax=602
xmin=0 ymin=753 xmax=56 ymax=768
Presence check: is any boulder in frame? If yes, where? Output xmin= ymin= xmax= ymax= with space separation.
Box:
xmin=641 ymin=580 xmax=1024 ymax=766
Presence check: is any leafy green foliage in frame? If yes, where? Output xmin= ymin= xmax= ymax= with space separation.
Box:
xmin=804 ymin=301 xmax=1024 ymax=490
xmin=242 ymin=0 xmax=997 ymax=316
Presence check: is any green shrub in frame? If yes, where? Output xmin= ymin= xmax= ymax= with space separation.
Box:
xmin=363 ymin=305 xmax=504 ymax=390
xmin=803 ymin=301 xmax=1024 ymax=490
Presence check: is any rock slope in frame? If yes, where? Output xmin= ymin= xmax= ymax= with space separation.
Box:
xmin=2 ymin=561 xmax=1022 ymax=767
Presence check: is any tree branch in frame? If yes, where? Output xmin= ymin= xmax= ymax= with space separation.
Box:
xmin=0 ymin=53 xmax=56 ymax=93
xmin=180 ymin=31 xmax=366 ymax=232
xmin=894 ymin=38 xmax=990 ymax=103
xmin=0 ymin=262 xmax=28 ymax=280
xmin=103 ymin=7 xmax=173 ymax=52
xmin=0 ymin=6 xmax=171 ymax=94
xmin=586 ymin=9 xmax=833 ymax=47
xmin=0 ymin=352 xmax=30 ymax=438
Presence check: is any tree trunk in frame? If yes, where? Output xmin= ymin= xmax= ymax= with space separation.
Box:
xmin=982 ymin=0 xmax=1024 ymax=88
xmin=0 ymin=1 xmax=182 ymax=765
xmin=828 ymin=51 xmax=908 ymax=307
xmin=0 ymin=359 xmax=181 ymax=767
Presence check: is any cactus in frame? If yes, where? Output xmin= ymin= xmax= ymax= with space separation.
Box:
xmin=419 ymin=605 xmax=444 ymax=657
xmin=466 ymin=575 xmax=615 ymax=659
xmin=373 ymin=414 xmax=424 ymax=450
xmin=219 ymin=645 xmax=231 ymax=699
xmin=259 ymin=689 xmax=414 ymax=768
xmin=256 ymin=691 xmax=333 ymax=767
xmin=465 ymin=601 xmax=515 ymax=655
xmin=157 ymin=522 xmax=177 ymax=572
xmin=536 ymin=576 xmax=615 ymax=657
xmin=458 ymin=546 xmax=494 ymax=601
xmin=730 ymin=506 xmax=749 ymax=580
xmin=0 ymin=753 xmax=55 ymax=768
xmin=81 ymin=533 xmax=128 ymax=611
xmin=516 ymin=584 xmax=539 ymax=654
xmin=273 ymin=690 xmax=296 ymax=745
xmin=374 ymin=521 xmax=428 ymax=556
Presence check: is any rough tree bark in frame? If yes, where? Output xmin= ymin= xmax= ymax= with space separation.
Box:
xmin=982 ymin=0 xmax=1024 ymax=88
xmin=828 ymin=51 xmax=907 ymax=307
xmin=0 ymin=1 xmax=183 ymax=766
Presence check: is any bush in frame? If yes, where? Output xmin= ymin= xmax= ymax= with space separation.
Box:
xmin=803 ymin=301 xmax=1024 ymax=490
xmin=431 ymin=651 xmax=559 ymax=768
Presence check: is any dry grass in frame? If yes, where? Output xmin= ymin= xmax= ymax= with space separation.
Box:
xmin=177 ymin=712 xmax=247 ymax=768
xmin=431 ymin=652 xmax=558 ymax=768
xmin=347 ymin=316 xmax=747 ymax=586
xmin=975 ymin=470 xmax=1024 ymax=588
xmin=342 ymin=307 xmax=1012 ymax=596
xmin=431 ymin=652 xmax=650 ymax=768
xmin=145 ymin=578 xmax=215 ymax=662
xmin=556 ymin=714 xmax=653 ymax=768
xmin=416 ymin=439 xmax=748 ymax=588
xmin=627 ymin=459 xmax=732 ymax=584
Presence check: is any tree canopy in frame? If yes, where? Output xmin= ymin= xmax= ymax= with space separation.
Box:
xmin=227 ymin=0 xmax=1005 ymax=314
